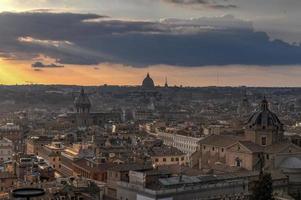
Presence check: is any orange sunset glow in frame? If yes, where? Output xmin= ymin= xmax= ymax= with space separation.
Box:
xmin=2 ymin=58 xmax=301 ymax=87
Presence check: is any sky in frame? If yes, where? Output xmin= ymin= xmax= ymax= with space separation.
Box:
xmin=0 ymin=0 xmax=301 ymax=86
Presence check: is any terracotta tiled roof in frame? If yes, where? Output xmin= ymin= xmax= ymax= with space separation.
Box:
xmin=107 ymin=163 xmax=152 ymax=172
xmin=148 ymin=145 xmax=185 ymax=157
xmin=73 ymin=158 xmax=113 ymax=172
xmin=199 ymin=135 xmax=239 ymax=147
xmin=264 ymin=142 xmax=301 ymax=154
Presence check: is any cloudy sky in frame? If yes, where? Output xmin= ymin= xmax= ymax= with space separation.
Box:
xmin=0 ymin=0 xmax=301 ymax=86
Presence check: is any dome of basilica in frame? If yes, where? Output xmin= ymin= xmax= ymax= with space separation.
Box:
xmin=142 ymin=73 xmax=155 ymax=90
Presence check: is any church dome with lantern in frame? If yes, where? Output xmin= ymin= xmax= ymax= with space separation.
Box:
xmin=246 ymin=97 xmax=283 ymax=131
xmin=142 ymin=73 xmax=155 ymax=90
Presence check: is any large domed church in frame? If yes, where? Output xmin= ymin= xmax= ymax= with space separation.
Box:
xmin=199 ymin=97 xmax=301 ymax=174
xmin=142 ymin=73 xmax=155 ymax=90
xmin=245 ymin=97 xmax=284 ymax=146
xmin=134 ymin=73 xmax=160 ymax=100
xmin=63 ymin=88 xmax=121 ymax=128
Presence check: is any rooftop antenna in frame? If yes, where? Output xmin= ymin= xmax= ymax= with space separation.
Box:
xmin=216 ymin=71 xmax=220 ymax=86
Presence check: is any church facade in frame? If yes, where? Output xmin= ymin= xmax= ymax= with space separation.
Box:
xmin=66 ymin=88 xmax=121 ymax=127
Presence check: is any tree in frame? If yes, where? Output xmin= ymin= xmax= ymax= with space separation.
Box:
xmin=251 ymin=172 xmax=274 ymax=200
xmin=294 ymin=190 xmax=301 ymax=200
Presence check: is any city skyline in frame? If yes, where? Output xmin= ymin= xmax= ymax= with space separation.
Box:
xmin=1 ymin=2 xmax=301 ymax=199
xmin=1 ymin=1 xmax=301 ymax=86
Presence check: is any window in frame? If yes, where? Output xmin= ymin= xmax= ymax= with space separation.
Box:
xmin=235 ymin=158 xmax=241 ymax=167
xmin=203 ymin=145 xmax=206 ymax=150
xmin=181 ymin=157 xmax=184 ymax=161
xmin=163 ymin=158 xmax=166 ymax=162
xmin=212 ymin=147 xmax=215 ymax=151
xmin=266 ymin=154 xmax=269 ymax=160
xmin=171 ymin=157 xmax=174 ymax=162
xmin=261 ymin=137 xmax=267 ymax=146
xmin=221 ymin=148 xmax=224 ymax=152
xmin=175 ymin=157 xmax=179 ymax=161
xmin=155 ymin=158 xmax=159 ymax=162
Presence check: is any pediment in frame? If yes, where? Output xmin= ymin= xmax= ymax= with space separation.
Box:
xmin=227 ymin=142 xmax=252 ymax=153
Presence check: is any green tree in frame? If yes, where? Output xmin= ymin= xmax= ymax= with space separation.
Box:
xmin=251 ymin=172 xmax=274 ymax=200
xmin=295 ymin=190 xmax=301 ymax=200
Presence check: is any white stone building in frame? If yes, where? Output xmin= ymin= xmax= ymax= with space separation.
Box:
xmin=156 ymin=129 xmax=204 ymax=166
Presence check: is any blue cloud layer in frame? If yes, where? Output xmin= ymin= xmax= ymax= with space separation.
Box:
xmin=0 ymin=12 xmax=301 ymax=67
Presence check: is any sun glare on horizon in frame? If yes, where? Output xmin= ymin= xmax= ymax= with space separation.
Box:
xmin=0 ymin=1 xmax=11 ymax=12
xmin=0 ymin=60 xmax=24 ymax=84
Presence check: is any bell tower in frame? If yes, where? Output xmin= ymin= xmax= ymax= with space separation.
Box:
xmin=74 ymin=88 xmax=91 ymax=127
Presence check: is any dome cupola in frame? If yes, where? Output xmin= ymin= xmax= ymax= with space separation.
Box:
xmin=246 ymin=97 xmax=283 ymax=131
xmin=142 ymin=73 xmax=155 ymax=90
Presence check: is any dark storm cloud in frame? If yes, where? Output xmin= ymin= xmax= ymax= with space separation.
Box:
xmin=32 ymin=61 xmax=64 ymax=68
xmin=210 ymin=4 xmax=237 ymax=9
xmin=0 ymin=12 xmax=301 ymax=67
xmin=163 ymin=0 xmax=238 ymax=9
xmin=165 ymin=0 xmax=207 ymax=4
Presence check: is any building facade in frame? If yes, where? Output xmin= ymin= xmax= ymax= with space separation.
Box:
xmin=64 ymin=88 xmax=122 ymax=128
xmin=0 ymin=123 xmax=24 ymax=153
xmin=156 ymin=129 xmax=203 ymax=167
xmin=0 ymin=137 xmax=13 ymax=162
